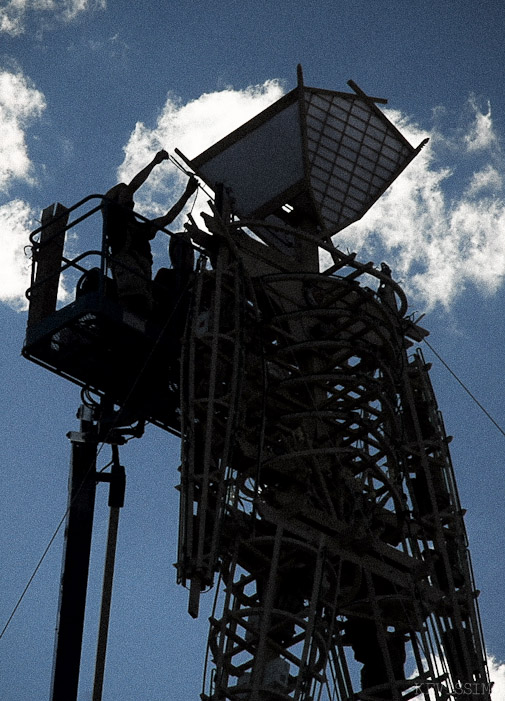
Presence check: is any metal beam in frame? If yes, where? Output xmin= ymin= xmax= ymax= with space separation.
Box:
xmin=50 ymin=406 xmax=98 ymax=701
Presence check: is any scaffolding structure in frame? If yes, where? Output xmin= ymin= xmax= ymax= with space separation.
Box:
xmin=22 ymin=69 xmax=491 ymax=701
xmin=176 ymin=216 xmax=489 ymax=701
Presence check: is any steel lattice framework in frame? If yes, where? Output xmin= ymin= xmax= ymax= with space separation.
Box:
xmin=21 ymin=69 xmax=491 ymax=701
xmin=177 ymin=216 xmax=490 ymax=701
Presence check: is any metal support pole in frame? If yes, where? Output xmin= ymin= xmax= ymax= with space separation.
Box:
xmin=50 ymin=406 xmax=98 ymax=701
xmin=92 ymin=446 xmax=126 ymax=701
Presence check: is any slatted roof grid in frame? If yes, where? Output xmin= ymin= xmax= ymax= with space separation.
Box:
xmin=303 ymin=88 xmax=413 ymax=232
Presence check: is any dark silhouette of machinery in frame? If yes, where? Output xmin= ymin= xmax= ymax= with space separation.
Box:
xmin=23 ymin=68 xmax=491 ymax=701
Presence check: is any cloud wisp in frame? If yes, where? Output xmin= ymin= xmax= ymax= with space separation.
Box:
xmin=0 ymin=69 xmax=45 ymax=192
xmin=0 ymin=0 xmax=106 ymax=36
xmin=0 ymin=200 xmax=36 ymax=310
xmin=337 ymin=96 xmax=505 ymax=310
xmin=489 ymin=655 xmax=505 ymax=701
xmin=0 ymin=67 xmax=46 ymax=309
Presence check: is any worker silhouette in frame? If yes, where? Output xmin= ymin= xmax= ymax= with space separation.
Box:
xmin=103 ymin=149 xmax=198 ymax=316
xmin=151 ymin=234 xmax=195 ymax=335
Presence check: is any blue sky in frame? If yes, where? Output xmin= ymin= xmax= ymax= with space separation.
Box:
xmin=1 ymin=1 xmax=505 ymax=699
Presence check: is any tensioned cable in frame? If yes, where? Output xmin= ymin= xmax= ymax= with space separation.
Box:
xmin=0 ymin=217 xmax=202 ymax=640
xmin=423 ymin=337 xmax=505 ymax=441
xmin=0 ymin=438 xmax=118 ymax=642
xmin=0 ymin=282 xmax=193 ymax=641
xmin=3 ymin=191 xmax=208 ymax=645
xmin=1 ymin=272 xmax=196 ymax=640
xmin=0 ymin=509 xmax=68 ymax=639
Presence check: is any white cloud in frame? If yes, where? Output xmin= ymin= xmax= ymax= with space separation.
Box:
xmin=0 ymin=199 xmax=37 ymax=310
xmin=464 ymin=96 xmax=498 ymax=152
xmin=117 ymin=80 xmax=285 ymax=219
xmin=62 ymin=0 xmax=106 ymax=22
xmin=336 ymin=99 xmax=505 ymax=310
xmin=489 ymin=655 xmax=505 ymax=701
xmin=0 ymin=198 xmax=73 ymax=311
xmin=0 ymin=0 xmax=106 ymax=35
xmin=465 ymin=165 xmax=503 ymax=197
xmin=0 ymin=67 xmax=45 ymax=310
xmin=0 ymin=69 xmax=46 ymax=192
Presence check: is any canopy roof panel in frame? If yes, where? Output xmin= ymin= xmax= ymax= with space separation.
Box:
xmin=303 ymin=86 xmax=418 ymax=232
xmin=179 ymin=68 xmax=427 ymax=250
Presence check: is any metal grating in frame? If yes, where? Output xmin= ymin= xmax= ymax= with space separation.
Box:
xmin=304 ymin=90 xmax=414 ymax=233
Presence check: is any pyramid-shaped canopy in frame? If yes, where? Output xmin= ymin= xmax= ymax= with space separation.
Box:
xmin=180 ymin=70 xmax=426 ymax=244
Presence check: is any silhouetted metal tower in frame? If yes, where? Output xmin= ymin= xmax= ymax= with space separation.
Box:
xmin=23 ymin=68 xmax=491 ymax=701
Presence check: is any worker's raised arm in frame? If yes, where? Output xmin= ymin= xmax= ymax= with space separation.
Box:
xmin=125 ymin=149 xmax=169 ymax=196
xmin=151 ymin=176 xmax=198 ymax=229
